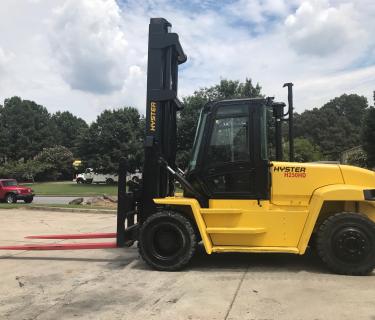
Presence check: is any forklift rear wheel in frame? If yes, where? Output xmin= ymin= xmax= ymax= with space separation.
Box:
xmin=138 ymin=211 xmax=197 ymax=271
xmin=316 ymin=212 xmax=375 ymax=276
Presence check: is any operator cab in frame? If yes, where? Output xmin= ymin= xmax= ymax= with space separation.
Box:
xmin=185 ymin=98 xmax=270 ymax=203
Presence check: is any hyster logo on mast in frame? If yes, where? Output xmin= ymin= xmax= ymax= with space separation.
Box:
xmin=150 ymin=102 xmax=157 ymax=132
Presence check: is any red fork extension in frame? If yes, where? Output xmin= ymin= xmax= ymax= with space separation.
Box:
xmin=0 ymin=232 xmax=118 ymax=251
xmin=0 ymin=242 xmax=117 ymax=250
xmin=25 ymin=232 xmax=117 ymax=240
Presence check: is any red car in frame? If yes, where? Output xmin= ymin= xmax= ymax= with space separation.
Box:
xmin=0 ymin=179 xmax=34 ymax=204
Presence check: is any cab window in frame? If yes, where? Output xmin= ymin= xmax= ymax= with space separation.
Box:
xmin=207 ymin=107 xmax=249 ymax=165
xmin=205 ymin=104 xmax=253 ymax=195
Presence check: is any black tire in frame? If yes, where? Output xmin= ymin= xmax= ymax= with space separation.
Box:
xmin=24 ymin=198 xmax=33 ymax=204
xmin=138 ymin=211 xmax=197 ymax=271
xmin=316 ymin=212 xmax=375 ymax=275
xmin=106 ymin=178 xmax=114 ymax=185
xmin=5 ymin=193 xmax=16 ymax=204
xmin=76 ymin=179 xmax=84 ymax=184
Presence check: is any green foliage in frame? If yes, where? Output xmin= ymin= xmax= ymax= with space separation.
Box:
xmin=177 ymin=78 xmax=262 ymax=167
xmin=77 ymin=107 xmax=143 ymax=173
xmin=0 ymin=104 xmax=6 ymax=162
xmin=1 ymin=86 xmax=372 ymax=180
xmin=294 ymin=94 xmax=368 ymax=161
xmin=34 ymin=145 xmax=74 ymax=181
xmin=362 ymin=107 xmax=375 ymax=167
xmin=346 ymin=148 xmax=368 ymax=168
xmin=0 ymin=97 xmax=57 ymax=161
xmin=284 ymin=138 xmax=323 ymax=162
xmin=0 ymin=159 xmax=51 ymax=181
xmin=198 ymin=79 xmax=262 ymax=100
xmin=51 ymin=111 xmax=88 ymax=155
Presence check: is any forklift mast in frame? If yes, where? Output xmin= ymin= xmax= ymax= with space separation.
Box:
xmin=141 ymin=18 xmax=187 ymax=222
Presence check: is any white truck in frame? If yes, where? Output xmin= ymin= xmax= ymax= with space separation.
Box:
xmin=75 ymin=168 xmax=118 ymax=184
xmin=75 ymin=168 xmax=142 ymax=185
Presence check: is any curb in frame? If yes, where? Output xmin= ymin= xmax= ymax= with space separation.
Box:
xmin=27 ymin=206 xmax=116 ymax=214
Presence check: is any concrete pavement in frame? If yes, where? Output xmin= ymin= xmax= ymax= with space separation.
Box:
xmin=32 ymin=196 xmax=89 ymax=205
xmin=0 ymin=209 xmax=374 ymax=320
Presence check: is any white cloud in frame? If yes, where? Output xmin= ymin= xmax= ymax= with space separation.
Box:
xmin=229 ymin=0 xmax=295 ymax=24
xmin=49 ymin=0 xmax=128 ymax=94
xmin=0 ymin=47 xmax=12 ymax=77
xmin=0 ymin=0 xmax=374 ymax=124
xmin=285 ymin=0 xmax=365 ymax=57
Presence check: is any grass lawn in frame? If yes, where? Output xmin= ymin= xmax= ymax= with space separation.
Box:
xmin=22 ymin=181 xmax=118 ymax=196
xmin=0 ymin=203 xmax=26 ymax=209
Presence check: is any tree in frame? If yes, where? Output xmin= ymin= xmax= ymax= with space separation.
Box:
xmin=294 ymin=94 xmax=368 ymax=160
xmin=362 ymin=107 xmax=375 ymax=168
xmin=34 ymin=145 xmax=74 ymax=181
xmin=0 ymin=146 xmax=73 ymax=181
xmin=284 ymin=138 xmax=322 ymax=162
xmin=346 ymin=148 xmax=368 ymax=168
xmin=51 ymin=111 xmax=88 ymax=154
xmin=0 ymin=159 xmax=51 ymax=181
xmin=0 ymin=97 xmax=56 ymax=161
xmin=0 ymin=103 xmax=7 ymax=163
xmin=177 ymin=78 xmax=262 ymax=167
xmin=77 ymin=107 xmax=143 ymax=173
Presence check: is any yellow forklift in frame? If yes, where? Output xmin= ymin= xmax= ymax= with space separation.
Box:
xmin=2 ymin=18 xmax=375 ymax=275
xmin=133 ymin=18 xmax=375 ymax=275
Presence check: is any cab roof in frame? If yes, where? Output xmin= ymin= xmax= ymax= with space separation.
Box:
xmin=202 ymin=97 xmax=269 ymax=112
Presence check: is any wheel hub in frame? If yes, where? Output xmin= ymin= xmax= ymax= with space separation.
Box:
xmin=151 ymin=223 xmax=184 ymax=259
xmin=333 ymin=227 xmax=371 ymax=263
xmin=6 ymin=195 xmax=14 ymax=204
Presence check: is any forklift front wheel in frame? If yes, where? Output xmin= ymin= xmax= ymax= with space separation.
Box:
xmin=138 ymin=211 xmax=197 ymax=271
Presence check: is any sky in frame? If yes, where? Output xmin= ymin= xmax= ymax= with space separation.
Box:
xmin=0 ymin=0 xmax=374 ymax=122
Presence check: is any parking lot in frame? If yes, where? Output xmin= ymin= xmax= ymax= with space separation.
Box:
xmin=1 ymin=209 xmax=374 ymax=320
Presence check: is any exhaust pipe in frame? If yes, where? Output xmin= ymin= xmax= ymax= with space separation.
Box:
xmin=283 ymin=83 xmax=294 ymax=162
